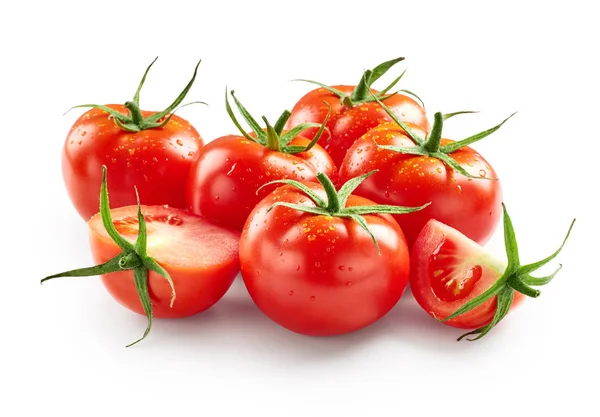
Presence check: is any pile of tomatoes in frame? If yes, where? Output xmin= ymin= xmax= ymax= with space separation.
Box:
xmin=44 ymin=57 xmax=574 ymax=346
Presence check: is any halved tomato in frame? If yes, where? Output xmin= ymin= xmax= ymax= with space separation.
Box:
xmin=89 ymin=204 xmax=240 ymax=318
xmin=410 ymin=218 xmax=519 ymax=330
xmin=43 ymin=166 xmax=241 ymax=346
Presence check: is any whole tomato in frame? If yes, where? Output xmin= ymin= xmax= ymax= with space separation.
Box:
xmin=239 ymin=171 xmax=427 ymax=336
xmin=62 ymin=58 xmax=204 ymax=220
xmin=339 ymin=104 xmax=515 ymax=248
xmin=287 ymin=57 xmax=430 ymax=166
xmin=186 ymin=90 xmax=336 ymax=231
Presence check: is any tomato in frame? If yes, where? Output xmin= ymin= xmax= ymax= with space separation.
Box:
xmin=410 ymin=218 xmax=517 ymax=330
xmin=239 ymin=172 xmax=422 ymax=336
xmin=62 ymin=58 xmax=204 ymax=220
xmin=339 ymin=108 xmax=512 ymax=248
xmin=287 ymin=57 xmax=429 ymax=166
xmin=410 ymin=205 xmax=575 ymax=341
xmin=186 ymin=90 xmax=335 ymax=231
xmin=89 ymin=204 xmax=240 ymax=319
xmin=43 ymin=166 xmax=240 ymax=346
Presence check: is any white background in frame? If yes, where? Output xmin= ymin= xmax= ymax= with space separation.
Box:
xmin=2 ymin=1 xmax=598 ymax=416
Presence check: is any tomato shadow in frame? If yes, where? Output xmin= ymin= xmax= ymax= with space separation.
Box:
xmin=150 ymin=277 xmax=401 ymax=362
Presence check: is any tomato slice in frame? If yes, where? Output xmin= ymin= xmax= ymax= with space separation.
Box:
xmin=88 ymin=205 xmax=240 ymax=318
xmin=410 ymin=219 xmax=523 ymax=329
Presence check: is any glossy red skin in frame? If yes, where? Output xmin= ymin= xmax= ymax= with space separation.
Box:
xmin=239 ymin=182 xmax=410 ymax=336
xmin=63 ymin=105 xmax=204 ymax=220
xmin=410 ymin=219 xmax=523 ymax=329
xmin=287 ymin=85 xmax=429 ymax=166
xmin=88 ymin=205 xmax=240 ymax=318
xmin=186 ymin=134 xmax=336 ymax=231
xmin=339 ymin=123 xmax=503 ymax=248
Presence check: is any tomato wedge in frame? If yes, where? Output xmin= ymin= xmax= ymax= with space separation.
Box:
xmin=410 ymin=218 xmax=515 ymax=329
xmin=410 ymin=205 xmax=574 ymax=341
xmin=89 ymin=204 xmax=240 ymax=319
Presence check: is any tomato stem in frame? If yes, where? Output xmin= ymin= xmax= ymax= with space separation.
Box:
xmin=125 ymin=101 xmax=145 ymax=127
xmin=317 ymin=172 xmax=341 ymax=213
xmin=264 ymin=117 xmax=282 ymax=152
xmin=259 ymin=171 xmax=429 ymax=254
xmin=422 ymin=112 xmax=444 ymax=153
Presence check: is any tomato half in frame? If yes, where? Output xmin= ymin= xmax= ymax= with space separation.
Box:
xmin=287 ymin=86 xmax=429 ymax=166
xmin=89 ymin=205 xmax=240 ymax=318
xmin=239 ymin=181 xmax=411 ymax=336
xmin=339 ymin=122 xmax=503 ymax=248
xmin=410 ymin=218 xmax=523 ymax=329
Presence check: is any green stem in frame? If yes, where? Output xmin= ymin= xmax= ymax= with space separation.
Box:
xmin=263 ymin=116 xmax=281 ymax=152
xmin=422 ymin=112 xmax=444 ymax=153
xmin=124 ymin=101 xmax=144 ymax=127
xmin=349 ymin=70 xmax=373 ymax=103
xmin=274 ymin=110 xmax=292 ymax=136
xmin=316 ymin=172 xmax=341 ymax=213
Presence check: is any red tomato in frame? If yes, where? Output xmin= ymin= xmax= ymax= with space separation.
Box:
xmin=287 ymin=58 xmax=429 ymax=166
xmin=62 ymin=59 xmax=204 ymax=220
xmin=239 ymin=178 xmax=412 ymax=336
xmin=410 ymin=206 xmax=575 ymax=341
xmin=186 ymin=135 xmax=335 ymax=231
xmin=89 ymin=204 xmax=240 ymax=318
xmin=410 ymin=218 xmax=519 ymax=330
xmin=186 ymin=91 xmax=336 ymax=231
xmin=339 ymin=114 xmax=506 ymax=248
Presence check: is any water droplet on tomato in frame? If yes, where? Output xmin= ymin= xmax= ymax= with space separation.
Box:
xmin=348 ymin=267 xmax=353 ymax=272
xmin=314 ymin=261 xmax=320 ymax=267
xmin=338 ymin=265 xmax=345 ymax=271
xmin=479 ymin=169 xmax=486 ymax=177
xmin=309 ymin=296 xmax=316 ymax=301
xmin=215 ymin=196 xmax=220 ymax=201
xmin=296 ymin=265 xmax=301 ymax=271
xmin=81 ymin=131 xmax=87 ymax=136
xmin=289 ymin=290 xmax=294 ymax=296
xmin=456 ymin=185 xmax=463 ymax=193
xmin=345 ymin=281 xmax=352 ymax=287
xmin=129 ymin=148 xmax=135 ymax=155
xmin=308 ymin=235 xmax=316 ymax=241
xmin=176 ymin=139 xmax=183 ymax=146
xmin=436 ymin=167 xmax=442 ymax=174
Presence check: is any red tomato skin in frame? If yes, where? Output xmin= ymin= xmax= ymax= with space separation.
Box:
xmin=239 ymin=183 xmax=410 ymax=336
xmin=287 ymin=85 xmax=429 ymax=166
xmin=88 ymin=206 xmax=240 ymax=318
xmin=410 ymin=219 xmax=523 ymax=329
xmin=186 ymin=135 xmax=336 ymax=231
xmin=339 ymin=123 xmax=503 ymax=248
xmin=63 ymin=105 xmax=204 ymax=220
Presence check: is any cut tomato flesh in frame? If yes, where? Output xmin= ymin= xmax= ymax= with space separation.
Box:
xmin=89 ymin=205 xmax=239 ymax=269
xmin=87 ymin=205 xmax=241 ymax=318
xmin=429 ymin=239 xmax=483 ymax=302
xmin=410 ymin=219 xmax=509 ymax=329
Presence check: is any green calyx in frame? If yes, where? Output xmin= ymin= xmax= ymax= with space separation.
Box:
xmin=442 ymin=203 xmax=576 ymax=341
xmin=66 ymin=57 xmax=205 ymax=132
xmin=225 ymin=89 xmax=330 ymax=154
xmin=41 ymin=166 xmax=176 ymax=347
xmin=295 ymin=57 xmax=424 ymax=108
xmin=373 ymin=95 xmax=516 ymax=179
xmin=257 ymin=170 xmax=429 ymax=254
